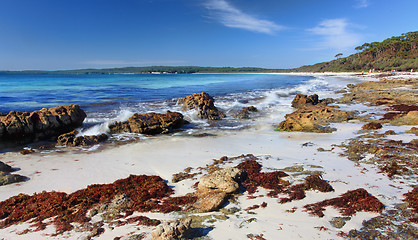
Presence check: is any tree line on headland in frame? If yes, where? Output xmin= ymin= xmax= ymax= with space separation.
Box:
xmin=0 ymin=31 xmax=416 ymax=74
xmin=294 ymin=31 xmax=417 ymax=72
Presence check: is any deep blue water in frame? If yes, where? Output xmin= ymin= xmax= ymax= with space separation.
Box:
xmin=0 ymin=74 xmax=312 ymax=114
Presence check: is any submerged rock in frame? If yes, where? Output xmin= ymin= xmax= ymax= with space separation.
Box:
xmin=109 ymin=111 xmax=184 ymax=135
xmin=0 ymin=104 xmax=86 ymax=141
xmin=178 ymin=92 xmax=225 ymax=120
xmin=235 ymin=106 xmax=258 ymax=119
xmin=151 ymin=218 xmax=191 ymax=240
xmin=57 ymin=130 xmax=108 ymax=147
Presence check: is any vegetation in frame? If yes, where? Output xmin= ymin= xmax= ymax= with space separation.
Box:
xmin=293 ymin=31 xmax=418 ymax=72
xmin=0 ymin=66 xmax=288 ymax=75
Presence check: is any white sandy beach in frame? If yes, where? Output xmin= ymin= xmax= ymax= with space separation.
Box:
xmin=0 ymin=73 xmax=416 ymax=240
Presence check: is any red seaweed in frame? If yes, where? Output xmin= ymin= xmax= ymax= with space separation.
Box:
xmin=236 ymin=159 xmax=288 ymax=195
xmin=304 ymin=188 xmax=384 ymax=217
xmin=0 ymin=174 xmax=184 ymax=234
xmin=403 ymin=187 xmax=418 ymax=223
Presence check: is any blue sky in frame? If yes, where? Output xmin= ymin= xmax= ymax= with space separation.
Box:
xmin=0 ymin=0 xmax=417 ymax=70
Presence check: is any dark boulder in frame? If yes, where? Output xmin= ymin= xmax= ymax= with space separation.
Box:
xmin=291 ymin=94 xmax=320 ymax=108
xmin=0 ymin=104 xmax=86 ymax=141
xmin=0 ymin=161 xmax=28 ymax=186
xmin=178 ymin=92 xmax=225 ymax=120
xmin=109 ymin=111 xmax=184 ymax=135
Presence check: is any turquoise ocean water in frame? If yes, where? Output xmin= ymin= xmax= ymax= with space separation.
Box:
xmin=0 ymin=73 xmax=341 ymax=140
xmin=0 ymin=74 xmax=310 ymax=113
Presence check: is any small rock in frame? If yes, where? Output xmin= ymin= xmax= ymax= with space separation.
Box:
xmin=57 ymin=130 xmax=108 ymax=147
xmin=20 ymin=149 xmax=35 ymax=155
xmin=0 ymin=161 xmax=13 ymax=172
xmin=0 ymin=171 xmax=28 ymax=186
xmin=384 ymin=130 xmax=396 ymax=135
xmin=330 ymin=217 xmax=351 ymax=228
xmin=244 ymin=106 xmax=258 ymax=112
xmin=151 ymin=218 xmax=191 ymax=240
xmin=304 ymin=174 xmax=334 ymax=192
xmin=361 ymin=122 xmax=383 ymax=130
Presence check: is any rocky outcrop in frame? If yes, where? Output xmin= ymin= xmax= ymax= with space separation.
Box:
xmin=57 ymin=130 xmax=108 ymax=147
xmin=151 ymin=218 xmax=191 ymax=240
xmin=0 ymin=104 xmax=86 ymax=141
xmin=178 ymin=92 xmax=225 ymax=120
xmin=277 ymin=105 xmax=355 ymax=133
xmin=109 ymin=111 xmax=184 ymax=135
xmin=0 ymin=161 xmax=27 ymax=186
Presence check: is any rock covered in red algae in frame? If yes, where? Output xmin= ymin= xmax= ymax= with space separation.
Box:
xmin=109 ymin=111 xmax=184 ymax=135
xmin=0 ymin=104 xmax=86 ymax=141
xmin=178 ymin=92 xmax=226 ymax=120
xmin=57 ymin=130 xmax=108 ymax=147
xmin=151 ymin=218 xmax=192 ymax=240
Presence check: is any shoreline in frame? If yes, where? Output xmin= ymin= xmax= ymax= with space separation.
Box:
xmin=0 ymin=74 xmax=417 ymax=239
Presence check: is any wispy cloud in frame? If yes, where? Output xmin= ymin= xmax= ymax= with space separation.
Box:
xmin=355 ymin=0 xmax=370 ymax=8
xmin=307 ymin=18 xmax=362 ymax=50
xmin=82 ymin=60 xmax=187 ymax=66
xmin=204 ymin=0 xmax=283 ymax=34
